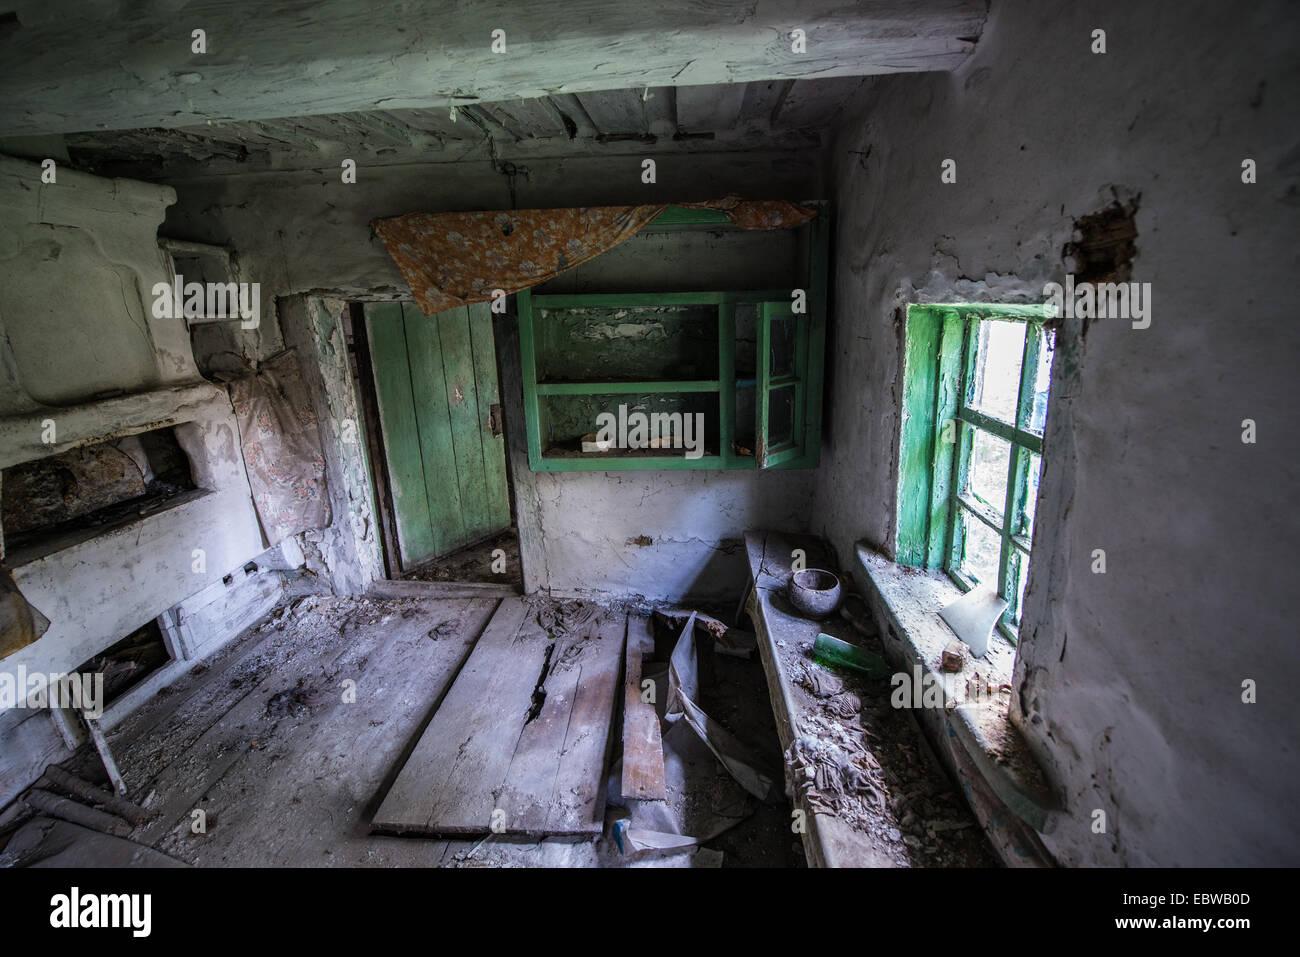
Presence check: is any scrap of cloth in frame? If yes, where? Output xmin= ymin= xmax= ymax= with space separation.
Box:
xmin=0 ymin=567 xmax=50 ymax=660
xmin=229 ymin=349 xmax=331 ymax=545
xmin=372 ymin=198 xmax=817 ymax=317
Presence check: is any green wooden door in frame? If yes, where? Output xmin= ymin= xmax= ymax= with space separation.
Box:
xmin=364 ymin=301 xmax=511 ymax=569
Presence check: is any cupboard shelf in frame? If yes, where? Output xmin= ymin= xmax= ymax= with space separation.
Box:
xmin=535 ymin=379 xmax=721 ymax=395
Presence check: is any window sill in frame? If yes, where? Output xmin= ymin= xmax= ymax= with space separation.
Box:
xmin=854 ymin=543 xmax=1060 ymax=833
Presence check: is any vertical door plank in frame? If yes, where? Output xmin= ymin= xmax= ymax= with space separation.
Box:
xmin=437 ymin=305 xmax=492 ymax=547
xmin=364 ymin=302 xmax=435 ymax=565
xmin=402 ymin=302 xmax=465 ymax=557
xmin=468 ymin=301 xmax=512 ymax=532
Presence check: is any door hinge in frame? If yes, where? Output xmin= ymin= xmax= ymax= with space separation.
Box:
xmin=488 ymin=403 xmax=503 ymax=437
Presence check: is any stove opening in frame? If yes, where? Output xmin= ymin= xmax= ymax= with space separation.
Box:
xmin=2 ymin=425 xmax=198 ymax=561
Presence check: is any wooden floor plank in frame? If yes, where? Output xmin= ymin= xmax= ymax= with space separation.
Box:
xmin=373 ymin=598 xmax=624 ymax=837
xmin=621 ymin=615 xmax=666 ymax=801
xmin=110 ymin=617 xmax=296 ymax=786
xmin=497 ymin=610 xmax=626 ymax=834
xmin=367 ymin=579 xmax=519 ymax=600
xmin=371 ymin=596 xmax=534 ymax=834
xmin=495 ymin=618 xmax=596 ymax=834
xmin=133 ymin=598 xmax=439 ymax=845
xmin=428 ymin=607 xmax=555 ymax=833
xmin=544 ymin=612 xmax=625 ymax=833
xmin=153 ymin=598 xmax=498 ymax=865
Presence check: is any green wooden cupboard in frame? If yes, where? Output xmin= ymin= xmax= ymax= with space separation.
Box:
xmin=517 ymin=202 xmax=829 ymax=471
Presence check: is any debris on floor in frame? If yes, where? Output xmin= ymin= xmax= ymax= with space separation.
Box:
xmin=604 ymin=608 xmax=799 ymax=868
xmin=785 ymin=635 xmax=996 ymax=867
xmin=744 ymin=530 xmax=998 ymax=867
xmin=402 ymin=529 xmax=522 ymax=588
xmin=40 ymin=766 xmax=148 ymax=827
xmin=0 ymin=588 xmax=987 ymax=869
xmin=653 ymin=607 xmax=757 ymax=659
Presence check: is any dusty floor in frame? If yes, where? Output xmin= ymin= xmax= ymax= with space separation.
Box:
xmin=2 ymin=591 xmax=997 ymax=868
xmin=403 ymin=529 xmax=522 ymax=588
xmin=2 ymin=594 xmax=796 ymax=867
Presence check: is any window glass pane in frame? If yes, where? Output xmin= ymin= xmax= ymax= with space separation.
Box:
xmin=967 ymin=319 xmax=1025 ymax=424
xmin=1007 ymin=548 xmax=1030 ymax=628
xmin=1016 ymin=452 xmax=1043 ymax=540
xmin=964 ymin=427 xmax=1011 ymax=516
xmin=767 ymin=384 xmax=795 ymax=449
xmin=734 ymin=303 xmax=758 ymax=378
xmin=769 ymin=316 xmax=795 ymax=378
xmin=1028 ymin=327 xmax=1054 ymax=433
xmin=957 ymin=507 xmax=1001 ymax=587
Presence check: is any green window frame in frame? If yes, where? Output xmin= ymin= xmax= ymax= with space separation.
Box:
xmin=896 ymin=303 xmax=1054 ymax=643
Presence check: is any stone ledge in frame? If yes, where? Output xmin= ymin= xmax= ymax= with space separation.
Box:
xmin=855 ymin=542 xmax=1060 ymax=833
xmin=0 ymin=381 xmax=229 ymax=471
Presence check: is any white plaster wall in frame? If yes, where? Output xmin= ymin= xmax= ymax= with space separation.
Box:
xmin=2 ymin=390 xmax=265 ymax=687
xmin=813 ymin=0 xmax=1300 ymax=865
xmin=0 ymin=156 xmax=199 ymax=409
xmin=538 ymin=469 xmax=814 ymax=602
xmin=0 ymin=160 xmax=269 ymax=687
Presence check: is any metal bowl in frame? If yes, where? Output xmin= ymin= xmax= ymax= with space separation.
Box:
xmin=788 ymin=568 xmax=842 ymax=620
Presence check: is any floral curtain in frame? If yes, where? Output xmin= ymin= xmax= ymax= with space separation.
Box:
xmin=373 ymin=197 xmax=816 ymax=317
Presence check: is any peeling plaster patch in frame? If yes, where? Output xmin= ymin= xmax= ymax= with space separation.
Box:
xmin=580 ymin=321 xmax=667 ymax=341
xmin=1063 ymin=191 xmax=1141 ymax=325
xmin=910 ymin=251 xmax=1054 ymax=306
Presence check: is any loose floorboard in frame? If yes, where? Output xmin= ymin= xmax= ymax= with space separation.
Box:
xmin=152 ymin=597 xmax=499 ymax=865
xmin=373 ymin=598 xmax=626 ymax=837
xmin=621 ymin=616 xmax=667 ymax=801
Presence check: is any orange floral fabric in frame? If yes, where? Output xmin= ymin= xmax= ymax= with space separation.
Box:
xmin=373 ymin=198 xmax=816 ymax=317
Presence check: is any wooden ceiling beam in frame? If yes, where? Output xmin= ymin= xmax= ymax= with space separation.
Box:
xmin=0 ymin=0 xmax=986 ymax=137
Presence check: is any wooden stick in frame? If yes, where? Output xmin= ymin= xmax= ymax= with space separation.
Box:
xmin=620 ymin=619 xmax=666 ymax=801
xmin=24 ymin=788 xmax=132 ymax=837
xmin=82 ymin=714 xmax=128 ymax=796
xmin=48 ymin=706 xmax=86 ymax=751
xmin=41 ymin=766 xmax=148 ymax=825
